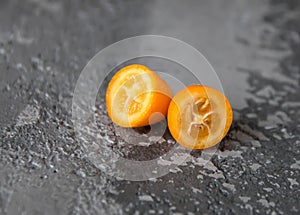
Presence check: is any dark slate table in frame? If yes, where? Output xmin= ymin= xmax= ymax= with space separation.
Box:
xmin=0 ymin=0 xmax=299 ymax=214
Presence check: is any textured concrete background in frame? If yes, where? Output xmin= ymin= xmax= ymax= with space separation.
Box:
xmin=0 ymin=0 xmax=299 ymax=214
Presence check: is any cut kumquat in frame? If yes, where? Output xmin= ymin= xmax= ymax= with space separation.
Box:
xmin=167 ymin=85 xmax=232 ymax=150
xmin=106 ymin=64 xmax=172 ymax=127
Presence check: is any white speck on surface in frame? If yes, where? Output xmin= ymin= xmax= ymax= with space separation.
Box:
xmin=158 ymin=138 xmax=166 ymax=144
xmin=138 ymin=195 xmax=153 ymax=202
xmin=291 ymin=206 xmax=299 ymax=212
xmin=149 ymin=136 xmax=162 ymax=142
xmin=0 ymin=48 xmax=5 ymax=55
xmin=191 ymin=187 xmax=202 ymax=194
xmin=239 ymin=196 xmax=251 ymax=203
xmin=240 ymin=124 xmax=270 ymax=141
xmin=245 ymin=204 xmax=253 ymax=212
xmin=157 ymin=158 xmax=173 ymax=166
xmin=291 ymin=160 xmax=300 ymax=170
xmin=263 ymin=188 xmax=273 ymax=192
xmin=194 ymin=158 xmax=218 ymax=172
xmin=158 ymin=209 xmax=164 ymax=214
xmin=217 ymin=150 xmax=243 ymax=158
xmin=31 ymin=57 xmax=44 ymax=72
xmin=75 ymin=169 xmax=86 ymax=178
xmin=169 ymin=167 xmax=183 ymax=173
xmin=138 ymin=142 xmax=151 ymax=147
xmin=288 ymin=178 xmax=299 ymax=188
xmin=275 ymin=111 xmax=291 ymax=122
xmin=251 ymin=140 xmax=261 ymax=147
xmin=194 ymin=201 xmax=200 ymax=205
xmin=282 ymin=101 xmax=300 ymax=109
xmin=31 ymin=161 xmax=41 ymax=169
xmin=246 ymin=113 xmax=257 ymax=118
xmin=208 ymin=171 xmax=225 ymax=179
xmin=167 ymin=139 xmax=175 ymax=144
xmin=258 ymin=199 xmax=275 ymax=208
xmin=259 ymin=112 xmax=291 ymax=128
xmin=222 ymin=183 xmax=236 ymax=192
xmin=264 ymin=125 xmax=277 ymax=130
xmin=281 ymin=128 xmax=294 ymax=139
xmin=256 ymin=85 xmax=275 ymax=98
xmin=16 ymin=105 xmax=40 ymax=126
xmin=240 ymin=146 xmax=248 ymax=152
xmin=197 ymin=174 xmax=203 ymax=179
xmin=250 ymin=163 xmax=261 ymax=171
xmin=170 ymin=206 xmax=176 ymax=211
xmin=14 ymin=30 xmax=34 ymax=45
xmin=273 ymin=134 xmax=282 ymax=140
xmin=170 ymin=152 xmax=191 ymax=166
xmin=148 ymin=178 xmax=158 ymax=182
xmin=152 ymin=170 xmax=158 ymax=174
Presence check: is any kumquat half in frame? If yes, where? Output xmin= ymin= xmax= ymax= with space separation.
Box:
xmin=106 ymin=64 xmax=172 ymax=127
xmin=167 ymin=85 xmax=232 ymax=150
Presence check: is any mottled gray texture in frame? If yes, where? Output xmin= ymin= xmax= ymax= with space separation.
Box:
xmin=0 ymin=0 xmax=300 ymax=214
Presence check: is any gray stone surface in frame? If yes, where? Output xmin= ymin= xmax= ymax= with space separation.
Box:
xmin=0 ymin=0 xmax=299 ymax=214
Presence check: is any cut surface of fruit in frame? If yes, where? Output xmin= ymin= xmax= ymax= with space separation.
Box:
xmin=167 ymin=85 xmax=232 ymax=149
xmin=106 ymin=64 xmax=172 ymax=127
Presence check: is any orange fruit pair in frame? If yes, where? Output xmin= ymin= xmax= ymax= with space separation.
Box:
xmin=106 ymin=64 xmax=232 ymax=149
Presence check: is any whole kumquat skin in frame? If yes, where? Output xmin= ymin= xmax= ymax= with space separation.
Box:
xmin=106 ymin=64 xmax=172 ymax=127
xmin=167 ymin=85 xmax=232 ymax=150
